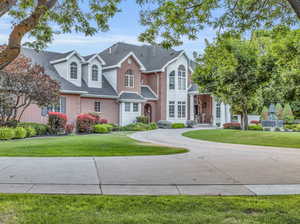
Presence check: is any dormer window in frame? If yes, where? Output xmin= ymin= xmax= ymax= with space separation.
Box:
xmin=70 ymin=62 xmax=78 ymax=79
xmin=125 ymin=69 xmax=134 ymax=88
xmin=178 ymin=65 xmax=186 ymax=90
xmin=92 ymin=65 xmax=98 ymax=81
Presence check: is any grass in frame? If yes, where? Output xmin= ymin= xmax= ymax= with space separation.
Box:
xmin=183 ymin=129 xmax=300 ymax=148
xmin=0 ymin=194 xmax=300 ymax=223
xmin=0 ymin=132 xmax=187 ymax=157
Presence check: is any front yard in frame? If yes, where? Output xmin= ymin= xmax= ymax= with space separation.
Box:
xmin=0 ymin=133 xmax=187 ymax=157
xmin=183 ymin=129 xmax=300 ymax=148
xmin=1 ymin=194 xmax=300 ymax=223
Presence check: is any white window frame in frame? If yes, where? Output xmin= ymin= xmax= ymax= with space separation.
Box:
xmin=70 ymin=62 xmax=78 ymax=79
xmin=133 ymin=103 xmax=139 ymax=112
xmin=92 ymin=65 xmax=98 ymax=81
xmin=169 ymin=71 xmax=175 ymax=90
xmin=169 ymin=101 xmax=175 ymax=118
xmin=125 ymin=70 xmax=134 ymax=88
xmin=177 ymin=101 xmax=186 ymax=118
xmin=42 ymin=96 xmax=66 ymax=116
xmin=94 ymin=101 xmax=101 ymax=112
xmin=178 ymin=65 xmax=186 ymax=90
xmin=125 ymin=102 xmax=131 ymax=112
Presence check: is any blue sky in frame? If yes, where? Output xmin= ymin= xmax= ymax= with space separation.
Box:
xmin=0 ymin=0 xmax=217 ymax=58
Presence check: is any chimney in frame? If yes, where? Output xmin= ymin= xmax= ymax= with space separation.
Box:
xmin=109 ymin=47 xmax=112 ymax=54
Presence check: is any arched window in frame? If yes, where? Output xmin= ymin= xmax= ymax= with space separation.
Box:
xmin=70 ymin=62 xmax=78 ymax=79
xmin=125 ymin=69 xmax=134 ymax=88
xmin=92 ymin=65 xmax=98 ymax=81
xmin=169 ymin=71 xmax=175 ymax=90
xmin=178 ymin=65 xmax=186 ymax=90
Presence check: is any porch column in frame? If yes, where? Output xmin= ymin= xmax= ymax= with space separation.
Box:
xmin=189 ymin=94 xmax=194 ymax=121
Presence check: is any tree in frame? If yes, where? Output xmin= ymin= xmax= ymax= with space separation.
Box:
xmin=0 ymin=0 xmax=122 ymax=70
xmin=193 ymin=34 xmax=273 ymax=130
xmin=275 ymin=103 xmax=284 ymax=120
xmin=283 ymin=103 xmax=295 ymax=124
xmin=0 ymin=52 xmax=60 ymax=125
xmin=137 ymin=0 xmax=300 ymax=48
xmin=261 ymin=106 xmax=269 ymax=121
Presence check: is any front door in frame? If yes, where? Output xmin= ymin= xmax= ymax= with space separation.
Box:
xmin=144 ymin=104 xmax=152 ymax=123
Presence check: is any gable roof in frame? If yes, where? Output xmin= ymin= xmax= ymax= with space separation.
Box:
xmin=141 ymin=85 xmax=158 ymax=100
xmin=119 ymin=92 xmax=145 ymax=102
xmin=100 ymin=42 xmax=183 ymax=72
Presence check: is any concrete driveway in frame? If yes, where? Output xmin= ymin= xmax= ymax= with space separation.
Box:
xmin=1 ymin=128 xmax=300 ymax=195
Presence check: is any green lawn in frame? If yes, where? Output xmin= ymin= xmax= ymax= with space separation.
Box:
xmin=0 ymin=194 xmax=300 ymax=223
xmin=183 ymin=129 xmax=300 ymax=148
xmin=0 ymin=133 xmax=187 ymax=156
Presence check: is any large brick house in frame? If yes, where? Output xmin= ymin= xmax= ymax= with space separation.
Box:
xmin=21 ymin=42 xmax=231 ymax=126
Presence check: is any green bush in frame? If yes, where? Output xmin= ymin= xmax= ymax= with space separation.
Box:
xmin=0 ymin=127 xmax=15 ymax=140
xmin=14 ymin=127 xmax=27 ymax=139
xmin=275 ymin=103 xmax=284 ymax=120
xmin=260 ymin=106 xmax=269 ymax=120
xmin=149 ymin=122 xmax=158 ymax=130
xmin=283 ymin=103 xmax=295 ymax=124
xmin=248 ymin=124 xmax=263 ymax=131
xmin=94 ymin=124 xmax=109 ymax=133
xmin=108 ymin=123 xmax=119 ymax=131
xmin=284 ymin=124 xmax=296 ymax=130
xmin=122 ymin=122 xmax=151 ymax=131
xmin=136 ymin=116 xmax=149 ymax=124
xmin=18 ymin=122 xmax=48 ymax=135
xmin=293 ymin=124 xmax=300 ymax=132
xmin=25 ymin=126 xmax=37 ymax=137
xmin=172 ymin=123 xmax=185 ymax=129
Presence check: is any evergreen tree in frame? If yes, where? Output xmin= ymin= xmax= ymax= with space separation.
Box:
xmin=283 ymin=103 xmax=295 ymax=124
xmin=275 ymin=103 xmax=284 ymax=120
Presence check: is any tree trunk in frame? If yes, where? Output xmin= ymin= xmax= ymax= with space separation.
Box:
xmin=287 ymin=0 xmax=300 ymax=19
xmin=241 ymin=110 xmax=248 ymax=130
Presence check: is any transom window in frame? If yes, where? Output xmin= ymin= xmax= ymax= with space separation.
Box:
xmin=125 ymin=69 xmax=134 ymax=88
xmin=125 ymin=102 xmax=131 ymax=112
xmin=92 ymin=65 xmax=98 ymax=81
xmin=70 ymin=62 xmax=78 ymax=79
xmin=94 ymin=101 xmax=101 ymax=112
xmin=178 ymin=65 xmax=186 ymax=90
xmin=177 ymin=101 xmax=186 ymax=118
xmin=169 ymin=101 xmax=175 ymax=118
xmin=133 ymin=103 xmax=139 ymax=112
xmin=169 ymin=71 xmax=175 ymax=90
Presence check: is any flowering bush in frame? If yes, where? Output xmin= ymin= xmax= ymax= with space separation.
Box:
xmin=250 ymin=120 xmax=260 ymax=125
xmin=76 ymin=114 xmax=96 ymax=133
xmin=65 ymin=124 xmax=75 ymax=134
xmin=223 ymin=122 xmax=241 ymax=129
xmin=48 ymin=112 xmax=67 ymax=134
xmin=99 ymin=118 xmax=108 ymax=124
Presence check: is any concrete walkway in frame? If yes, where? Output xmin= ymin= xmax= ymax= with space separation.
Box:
xmin=1 ymin=128 xmax=300 ymax=195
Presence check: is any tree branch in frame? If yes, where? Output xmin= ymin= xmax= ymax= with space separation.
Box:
xmin=0 ymin=0 xmax=57 ymax=70
xmin=0 ymin=0 xmax=16 ymax=17
xmin=286 ymin=0 xmax=300 ymax=19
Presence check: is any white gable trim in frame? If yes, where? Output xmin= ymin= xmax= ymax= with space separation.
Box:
xmin=86 ymin=54 xmax=106 ymax=65
xmin=161 ymin=51 xmax=187 ymax=70
xmin=50 ymin=50 xmax=85 ymax=64
xmin=141 ymin=85 xmax=158 ymax=99
xmin=103 ymin=52 xmax=146 ymax=71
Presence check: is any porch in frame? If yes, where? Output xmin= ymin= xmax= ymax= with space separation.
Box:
xmin=189 ymin=94 xmax=213 ymax=124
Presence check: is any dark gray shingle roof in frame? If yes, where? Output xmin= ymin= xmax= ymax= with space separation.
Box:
xmin=119 ymin=92 xmax=144 ymax=100
xmin=81 ymin=79 xmax=118 ymax=96
xmin=100 ymin=42 xmax=182 ymax=71
xmin=141 ymin=86 xmax=157 ymax=99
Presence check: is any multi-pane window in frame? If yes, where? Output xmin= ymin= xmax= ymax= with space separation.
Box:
xmin=94 ymin=101 xmax=101 ymax=112
xmin=177 ymin=101 xmax=186 ymax=118
xmin=169 ymin=71 xmax=175 ymax=90
xmin=178 ymin=65 xmax=186 ymax=90
xmin=125 ymin=69 xmax=134 ymax=88
xmin=92 ymin=65 xmax=98 ymax=81
xmin=169 ymin=101 xmax=175 ymax=118
xmin=70 ymin=62 xmax=78 ymax=79
xmin=41 ymin=97 xmax=66 ymax=116
xmin=216 ymin=102 xmax=221 ymax=119
xmin=125 ymin=102 xmax=131 ymax=112
xmin=133 ymin=103 xmax=139 ymax=112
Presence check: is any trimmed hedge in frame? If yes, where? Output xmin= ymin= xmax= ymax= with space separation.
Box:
xmin=248 ymin=124 xmax=263 ymax=131
xmin=14 ymin=127 xmax=27 ymax=139
xmin=223 ymin=122 xmax=241 ymax=130
xmin=25 ymin=126 xmax=37 ymax=137
xmin=172 ymin=123 xmax=185 ymax=129
xmin=18 ymin=122 xmax=48 ymax=136
xmin=136 ymin=116 xmax=149 ymax=124
xmin=0 ymin=127 xmax=15 ymax=140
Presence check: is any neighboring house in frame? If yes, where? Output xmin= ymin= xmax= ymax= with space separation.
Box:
xmin=21 ymin=42 xmax=231 ymax=126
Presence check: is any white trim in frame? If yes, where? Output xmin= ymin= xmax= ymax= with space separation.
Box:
xmin=60 ymin=90 xmax=88 ymax=94
xmin=80 ymin=94 xmax=119 ymax=99
xmin=119 ymin=99 xmax=146 ymax=103
xmin=143 ymin=69 xmax=163 ymax=73
xmin=50 ymin=50 xmax=85 ymax=64
xmin=103 ymin=52 xmax=146 ymax=71
xmin=85 ymin=54 xmax=106 ymax=65
xmin=161 ymin=51 xmax=187 ymax=70
xmin=141 ymin=84 xmax=158 ymax=99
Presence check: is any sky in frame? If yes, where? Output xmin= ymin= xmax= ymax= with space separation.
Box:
xmin=0 ymin=0 xmax=217 ymax=58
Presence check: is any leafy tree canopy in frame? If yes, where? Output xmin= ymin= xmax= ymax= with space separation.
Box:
xmin=137 ymin=0 xmax=300 ymax=48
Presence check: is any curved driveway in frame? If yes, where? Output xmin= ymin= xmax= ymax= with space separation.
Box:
xmin=1 ymin=128 xmax=300 ymax=195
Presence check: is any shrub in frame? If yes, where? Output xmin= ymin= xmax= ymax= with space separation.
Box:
xmin=284 ymin=124 xmax=296 ymax=130
xmin=293 ymin=124 xmax=300 ymax=132
xmin=25 ymin=126 xmax=37 ymax=137
xmin=275 ymin=103 xmax=284 ymax=120
xmin=136 ymin=116 xmax=149 ymax=124
xmin=65 ymin=124 xmax=75 ymax=134
xmin=283 ymin=103 xmax=295 ymax=124
xmin=88 ymin=112 xmax=101 ymax=124
xmin=108 ymin=123 xmax=119 ymax=131
xmin=248 ymin=124 xmax=263 ymax=131
xmin=157 ymin=120 xmax=172 ymax=129
xmin=122 ymin=122 xmax=151 ymax=131
xmin=186 ymin=120 xmax=196 ymax=128
xmin=48 ymin=112 xmax=67 ymax=134
xmin=149 ymin=122 xmax=158 ymax=130
xmin=99 ymin=118 xmax=108 ymax=124
xmin=250 ymin=120 xmax=260 ymax=125
xmin=14 ymin=127 xmax=27 ymax=139
xmin=172 ymin=123 xmax=185 ymax=129
xmin=76 ymin=114 xmax=96 ymax=133
xmin=0 ymin=127 xmax=15 ymax=140
xmin=260 ymin=106 xmax=269 ymax=120
xmin=3 ymin=120 xmax=18 ymax=128
xmin=223 ymin=122 xmax=241 ymax=129
xmin=94 ymin=124 xmax=110 ymax=133
xmin=18 ymin=122 xmax=48 ymax=136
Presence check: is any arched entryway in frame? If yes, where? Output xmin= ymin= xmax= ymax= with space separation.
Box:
xmin=144 ymin=103 xmax=152 ymax=123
